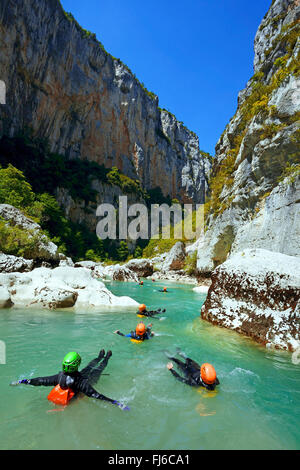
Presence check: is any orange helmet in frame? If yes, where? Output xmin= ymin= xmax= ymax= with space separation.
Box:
xmin=138 ymin=304 xmax=146 ymax=313
xmin=163 ymin=287 xmax=167 ymax=292
xmin=200 ymin=363 xmax=217 ymax=385
xmin=136 ymin=323 xmax=146 ymax=336
xmin=140 ymin=281 xmax=144 ymax=285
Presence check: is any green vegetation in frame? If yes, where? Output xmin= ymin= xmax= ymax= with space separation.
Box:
xmin=0 ymin=133 xmax=149 ymax=203
xmin=0 ymin=216 xmax=42 ymax=259
xmin=117 ymin=241 xmax=129 ymax=261
xmin=142 ymin=238 xmax=179 ymax=259
xmin=0 ymin=163 xmax=113 ymax=261
xmin=183 ymin=251 xmax=198 ymax=276
xmin=0 ymin=135 xmax=187 ymax=262
xmin=278 ymin=162 xmax=300 ymax=185
xmin=107 ymin=167 xmax=147 ymax=199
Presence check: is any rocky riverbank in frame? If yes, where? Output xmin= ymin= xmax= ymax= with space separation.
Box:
xmin=0 ymin=265 xmax=138 ymax=310
xmin=201 ymin=249 xmax=300 ymax=351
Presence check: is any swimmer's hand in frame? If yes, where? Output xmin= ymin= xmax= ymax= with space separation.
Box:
xmin=10 ymin=379 xmax=28 ymax=386
xmin=114 ymin=330 xmax=120 ymax=334
xmin=113 ymin=401 xmax=130 ymax=411
xmin=167 ymin=362 xmax=174 ymax=370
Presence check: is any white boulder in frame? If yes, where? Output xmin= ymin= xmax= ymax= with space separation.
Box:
xmin=201 ymin=249 xmax=300 ymax=351
xmin=0 ymin=253 xmax=34 ymax=273
xmin=0 ymin=266 xmax=138 ymax=310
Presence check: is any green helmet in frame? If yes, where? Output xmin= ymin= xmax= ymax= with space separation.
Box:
xmin=62 ymin=352 xmax=81 ymax=373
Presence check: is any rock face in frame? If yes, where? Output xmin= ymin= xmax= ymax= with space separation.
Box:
xmin=0 ymin=204 xmax=59 ymax=261
xmin=161 ymin=242 xmax=186 ymax=272
xmin=197 ymin=0 xmax=300 ymax=273
xmin=125 ymin=259 xmax=154 ymax=278
xmin=0 ymin=286 xmax=13 ymax=308
xmin=0 ymin=0 xmax=210 ymax=203
xmin=0 ymin=266 xmax=139 ymax=310
xmin=201 ymin=249 xmax=300 ymax=351
xmin=231 ymin=176 xmax=300 ymax=256
xmin=104 ymin=264 xmax=139 ymax=283
xmin=0 ymin=253 xmax=34 ymax=273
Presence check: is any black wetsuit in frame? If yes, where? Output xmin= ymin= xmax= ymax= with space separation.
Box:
xmin=169 ymin=356 xmax=220 ymax=391
xmin=117 ymin=329 xmax=153 ymax=341
xmin=25 ymin=351 xmax=117 ymax=404
xmin=138 ymin=309 xmax=165 ymax=318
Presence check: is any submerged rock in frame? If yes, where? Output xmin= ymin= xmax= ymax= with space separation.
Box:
xmin=201 ymin=249 xmax=300 ymax=351
xmin=0 ymin=266 xmax=138 ymax=310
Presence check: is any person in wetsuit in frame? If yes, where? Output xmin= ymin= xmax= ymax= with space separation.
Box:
xmin=167 ymin=352 xmax=220 ymax=391
xmin=13 ymin=350 xmax=129 ymax=410
xmin=158 ymin=287 xmax=169 ymax=293
xmin=114 ymin=322 xmax=154 ymax=341
xmin=137 ymin=304 xmax=165 ymax=318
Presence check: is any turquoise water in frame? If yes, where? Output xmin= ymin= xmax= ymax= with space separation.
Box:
xmin=0 ymin=279 xmax=299 ymax=450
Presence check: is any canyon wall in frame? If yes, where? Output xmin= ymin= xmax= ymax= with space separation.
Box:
xmin=197 ymin=0 xmax=300 ymax=273
xmin=0 ymin=0 xmax=210 ymax=205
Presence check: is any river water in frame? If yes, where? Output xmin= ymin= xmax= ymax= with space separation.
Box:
xmin=0 ymin=280 xmax=299 ymax=450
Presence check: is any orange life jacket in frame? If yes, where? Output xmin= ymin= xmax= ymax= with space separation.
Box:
xmin=47 ymin=384 xmax=75 ymax=405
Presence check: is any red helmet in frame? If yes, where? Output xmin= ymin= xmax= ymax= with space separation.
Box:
xmin=136 ymin=323 xmax=146 ymax=336
xmin=200 ymin=363 xmax=217 ymax=385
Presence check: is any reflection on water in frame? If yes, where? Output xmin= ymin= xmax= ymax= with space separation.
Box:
xmin=0 ymin=279 xmax=299 ymax=450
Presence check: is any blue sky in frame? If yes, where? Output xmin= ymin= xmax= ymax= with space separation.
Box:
xmin=60 ymin=0 xmax=272 ymax=155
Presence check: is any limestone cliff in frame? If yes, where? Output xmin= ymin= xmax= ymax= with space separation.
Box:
xmin=0 ymin=0 xmax=210 ymax=205
xmin=201 ymin=249 xmax=300 ymax=351
xmin=197 ymin=0 xmax=300 ymax=273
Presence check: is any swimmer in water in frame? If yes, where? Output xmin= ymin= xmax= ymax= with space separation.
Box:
xmin=166 ymin=352 xmax=220 ymax=391
xmin=11 ymin=350 xmax=129 ymax=409
xmin=114 ymin=322 xmax=154 ymax=341
xmin=158 ymin=287 xmax=168 ymax=293
xmin=137 ymin=304 xmax=166 ymax=318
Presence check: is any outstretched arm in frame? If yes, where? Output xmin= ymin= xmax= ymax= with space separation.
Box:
xmin=13 ymin=374 xmax=60 ymax=387
xmin=114 ymin=330 xmax=127 ymax=337
xmin=167 ymin=363 xmax=189 ymax=385
xmin=82 ymin=383 xmax=129 ymax=410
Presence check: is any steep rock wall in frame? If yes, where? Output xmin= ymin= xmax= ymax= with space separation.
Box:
xmin=0 ymin=0 xmax=210 ymax=204
xmin=197 ymin=0 xmax=300 ymax=273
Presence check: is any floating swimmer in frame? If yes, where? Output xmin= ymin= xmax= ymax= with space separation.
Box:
xmin=166 ymin=351 xmax=220 ymax=391
xmin=11 ymin=350 xmax=129 ymax=410
xmin=139 ymin=280 xmax=144 ymax=286
xmin=137 ymin=304 xmax=166 ymax=318
xmin=114 ymin=322 xmax=154 ymax=341
xmin=158 ymin=287 xmax=169 ymax=293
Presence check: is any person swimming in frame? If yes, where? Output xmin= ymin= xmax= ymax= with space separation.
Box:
xmin=137 ymin=304 xmax=166 ymax=318
xmin=11 ymin=350 xmax=129 ymax=409
xmin=114 ymin=322 xmax=154 ymax=341
xmin=166 ymin=351 xmax=220 ymax=391
xmin=158 ymin=287 xmax=168 ymax=293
